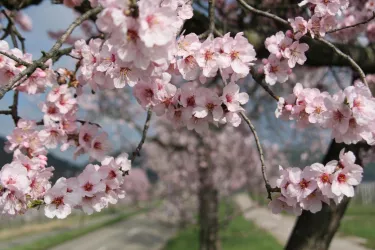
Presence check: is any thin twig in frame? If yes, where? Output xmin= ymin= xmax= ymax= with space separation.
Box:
xmin=0 ymin=6 xmax=103 ymax=101
xmin=1 ymin=10 xmax=26 ymax=52
xmin=198 ymin=0 xmax=216 ymax=39
xmin=237 ymin=0 xmax=289 ymax=26
xmin=240 ymin=111 xmax=279 ymax=200
xmin=130 ymin=108 xmax=153 ymax=162
xmin=256 ymin=79 xmax=280 ymax=101
xmin=317 ymin=38 xmax=368 ymax=85
xmin=327 ymin=12 xmax=375 ymax=34
xmin=0 ymin=90 xmax=20 ymax=124
xmin=208 ymin=0 xmax=216 ymax=34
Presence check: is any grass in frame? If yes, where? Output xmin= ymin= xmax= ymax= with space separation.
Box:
xmin=164 ymin=202 xmax=282 ymax=250
xmin=7 ymin=210 xmax=142 ymax=250
xmin=339 ymin=203 xmax=375 ymax=249
xmin=0 ymin=206 xmax=125 ymax=242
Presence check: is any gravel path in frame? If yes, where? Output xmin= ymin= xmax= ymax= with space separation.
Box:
xmin=234 ymin=193 xmax=370 ymax=250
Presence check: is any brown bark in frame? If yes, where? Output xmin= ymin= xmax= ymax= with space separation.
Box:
xmin=197 ymin=137 xmax=220 ymax=250
xmin=198 ymin=165 xmax=220 ymax=250
xmin=285 ymin=141 xmax=364 ymax=250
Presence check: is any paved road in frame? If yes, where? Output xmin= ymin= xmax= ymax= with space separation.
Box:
xmin=234 ymin=193 xmax=370 ymax=250
xmin=49 ymin=211 xmax=177 ymax=250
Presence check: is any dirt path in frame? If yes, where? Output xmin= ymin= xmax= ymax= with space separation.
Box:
xmin=234 ymin=193 xmax=370 ymax=250
xmin=49 ymin=210 xmax=177 ymax=250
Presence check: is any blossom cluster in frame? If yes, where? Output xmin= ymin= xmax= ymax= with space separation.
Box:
xmin=262 ymin=0 xmax=353 ymax=85
xmin=0 ymin=41 xmax=54 ymax=94
xmin=6 ymin=83 xmax=111 ymax=162
xmin=42 ymin=83 xmax=112 ymax=161
xmin=0 ymin=149 xmax=131 ymax=218
xmin=72 ymin=0 xmax=256 ymax=132
xmin=276 ymin=82 xmax=375 ymax=144
xmin=263 ymin=30 xmax=308 ymax=85
xmin=44 ymin=154 xmax=130 ymax=219
xmin=0 ymin=150 xmax=52 ymax=215
xmin=269 ymin=149 xmax=363 ymax=215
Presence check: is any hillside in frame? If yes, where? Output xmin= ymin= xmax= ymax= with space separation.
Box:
xmin=0 ymin=137 xmax=82 ymax=181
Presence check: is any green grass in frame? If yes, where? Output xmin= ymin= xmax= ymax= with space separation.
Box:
xmin=164 ymin=203 xmax=282 ymax=250
xmin=8 ymin=210 xmax=142 ymax=250
xmin=339 ymin=203 xmax=375 ymax=249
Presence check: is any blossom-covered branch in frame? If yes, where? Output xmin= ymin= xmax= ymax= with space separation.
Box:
xmin=237 ymin=0 xmax=369 ymax=86
xmin=0 ymin=6 xmax=103 ymax=100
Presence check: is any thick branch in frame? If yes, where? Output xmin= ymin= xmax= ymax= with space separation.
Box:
xmin=0 ymin=6 xmax=103 ymax=101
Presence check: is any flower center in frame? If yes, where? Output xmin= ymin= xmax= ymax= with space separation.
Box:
xmin=187 ymin=96 xmax=196 ymax=107
xmin=320 ymin=173 xmax=330 ymax=183
xmin=52 ymin=196 xmax=64 ymax=207
xmin=84 ymin=182 xmax=93 ymax=192
xmin=337 ymin=173 xmax=346 ymax=183
xmin=299 ymin=179 xmax=309 ymax=189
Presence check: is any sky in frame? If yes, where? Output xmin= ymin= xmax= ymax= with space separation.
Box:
xmin=0 ymin=1 xmax=141 ymax=165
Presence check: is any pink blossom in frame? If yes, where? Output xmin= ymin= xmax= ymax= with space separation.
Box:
xmin=265 ymin=31 xmax=293 ymax=58
xmin=77 ymin=164 xmax=106 ymax=197
xmin=90 ymin=132 xmax=111 ymax=161
xmin=138 ymin=0 xmax=179 ymax=47
xmin=0 ymin=162 xmax=30 ymax=193
xmin=289 ymin=17 xmax=308 ymax=40
xmin=79 ymin=123 xmax=99 ymax=151
xmin=195 ymin=38 xmax=219 ymax=78
xmin=44 ymin=178 xmax=81 ymax=219
xmin=221 ymin=83 xmax=249 ymax=112
xmin=287 ymin=167 xmax=318 ymax=201
xmin=264 ymin=54 xmax=290 ymax=85
xmin=284 ymin=41 xmax=309 ymax=68
xmin=193 ymin=88 xmax=223 ymax=122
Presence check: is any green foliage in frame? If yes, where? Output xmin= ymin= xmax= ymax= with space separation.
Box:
xmin=7 ymin=210 xmax=141 ymax=250
xmin=164 ymin=202 xmax=281 ymax=250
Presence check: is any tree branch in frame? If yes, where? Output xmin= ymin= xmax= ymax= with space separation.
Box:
xmin=240 ymin=111 xmax=279 ymax=200
xmin=198 ymin=0 xmax=216 ymax=39
xmin=0 ymin=6 xmax=103 ymax=101
xmin=0 ymin=51 xmax=31 ymax=67
xmin=316 ymin=38 xmax=367 ymax=85
xmin=130 ymin=108 xmax=153 ymax=162
xmin=237 ymin=0 xmax=289 ymax=26
xmin=327 ymin=12 xmax=375 ymax=34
